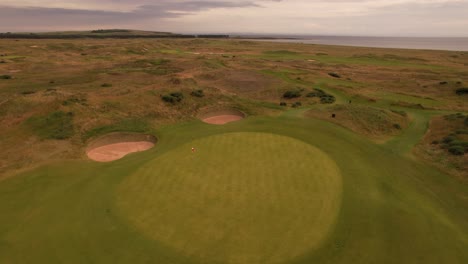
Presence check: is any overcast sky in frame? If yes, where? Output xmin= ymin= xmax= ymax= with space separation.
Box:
xmin=0 ymin=0 xmax=467 ymax=36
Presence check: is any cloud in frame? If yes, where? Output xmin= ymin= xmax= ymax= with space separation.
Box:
xmin=0 ymin=1 xmax=260 ymax=31
xmin=0 ymin=0 xmax=467 ymax=36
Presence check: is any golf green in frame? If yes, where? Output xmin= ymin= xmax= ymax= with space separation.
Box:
xmin=117 ymin=132 xmax=342 ymax=264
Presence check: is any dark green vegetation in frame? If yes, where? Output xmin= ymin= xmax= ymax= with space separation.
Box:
xmin=0 ymin=30 xmax=228 ymax=39
xmin=456 ymin=87 xmax=468 ymax=95
xmin=306 ymin=88 xmax=336 ymax=104
xmin=25 ymin=111 xmax=74 ymax=139
xmin=0 ymin=37 xmax=467 ymax=264
xmin=416 ymin=113 xmax=468 ymax=179
xmin=436 ymin=114 xmax=468 ymax=156
xmin=283 ymin=89 xmax=302 ymax=98
xmin=162 ymin=92 xmax=184 ymax=103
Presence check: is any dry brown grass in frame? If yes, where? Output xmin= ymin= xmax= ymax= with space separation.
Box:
xmin=1 ymin=38 xmax=467 ymax=177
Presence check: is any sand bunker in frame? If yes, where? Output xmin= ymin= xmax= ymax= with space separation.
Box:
xmin=86 ymin=133 xmax=156 ymax=162
xmin=200 ymin=109 xmax=245 ymax=125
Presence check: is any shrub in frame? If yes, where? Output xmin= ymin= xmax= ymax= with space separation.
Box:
xmin=328 ymin=72 xmax=341 ymax=78
xmin=307 ymin=88 xmax=335 ymax=104
xmin=279 ymin=102 xmax=287 ymax=106
xmin=393 ymin=124 xmax=402 ymax=129
xmin=448 ymin=146 xmax=465 ymax=155
xmin=0 ymin=60 xmax=6 ymax=63
xmin=455 ymin=88 xmax=468 ymax=95
xmin=190 ymin=89 xmax=204 ymax=97
xmin=320 ymin=95 xmax=336 ymax=104
xmin=162 ymin=92 xmax=184 ymax=103
xmin=465 ymin=116 xmax=468 ymax=126
xmin=1 ymin=75 xmax=12 ymax=79
xmin=283 ymin=90 xmax=301 ymax=99
xmin=101 ymin=83 xmax=112 ymax=88
xmin=442 ymin=136 xmax=456 ymax=144
xmin=439 ymin=81 xmax=448 ymax=85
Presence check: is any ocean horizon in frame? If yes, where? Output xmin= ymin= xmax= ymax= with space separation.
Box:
xmin=238 ymin=35 xmax=468 ymax=51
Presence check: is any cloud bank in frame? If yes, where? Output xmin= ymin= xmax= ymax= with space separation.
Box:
xmin=0 ymin=0 xmax=467 ymax=36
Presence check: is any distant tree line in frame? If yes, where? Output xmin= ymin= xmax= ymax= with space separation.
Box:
xmin=0 ymin=32 xmax=229 ymax=39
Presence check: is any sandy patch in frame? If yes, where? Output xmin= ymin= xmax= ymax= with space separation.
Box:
xmin=203 ymin=115 xmax=244 ymax=125
xmin=86 ymin=132 xmax=156 ymax=162
xmin=200 ymin=109 xmax=245 ymax=125
xmin=87 ymin=141 xmax=154 ymax=162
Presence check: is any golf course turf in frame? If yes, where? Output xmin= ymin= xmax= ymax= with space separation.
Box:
xmin=0 ymin=37 xmax=467 ymax=263
xmin=0 ymin=114 xmax=467 ymax=263
xmin=117 ymin=132 xmax=342 ymax=264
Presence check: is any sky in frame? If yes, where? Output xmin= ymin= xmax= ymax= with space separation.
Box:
xmin=0 ymin=0 xmax=467 ymax=36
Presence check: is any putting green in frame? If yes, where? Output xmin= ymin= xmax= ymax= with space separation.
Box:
xmin=117 ymin=132 xmax=342 ymax=264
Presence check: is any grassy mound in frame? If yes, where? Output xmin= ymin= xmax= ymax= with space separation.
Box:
xmin=416 ymin=113 xmax=468 ymax=180
xmin=117 ymin=132 xmax=342 ymax=264
xmin=306 ymin=104 xmax=409 ymax=140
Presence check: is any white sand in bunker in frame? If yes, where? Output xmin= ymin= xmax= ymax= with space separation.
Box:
xmin=87 ymin=141 xmax=155 ymax=162
xmin=202 ymin=115 xmax=244 ymax=125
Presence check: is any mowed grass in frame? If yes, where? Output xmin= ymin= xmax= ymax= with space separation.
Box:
xmin=0 ymin=115 xmax=467 ymax=263
xmin=117 ymin=132 xmax=342 ymax=264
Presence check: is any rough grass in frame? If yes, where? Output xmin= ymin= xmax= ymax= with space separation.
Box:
xmin=415 ymin=114 xmax=468 ymax=180
xmin=83 ymin=118 xmax=151 ymax=141
xmin=25 ymin=111 xmax=74 ymax=140
xmin=306 ymin=104 xmax=409 ymax=140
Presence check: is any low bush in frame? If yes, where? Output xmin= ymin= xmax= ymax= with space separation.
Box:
xmin=448 ymin=146 xmax=465 ymax=155
xmin=190 ymin=89 xmax=204 ymax=97
xmin=162 ymin=92 xmax=184 ymax=103
xmin=101 ymin=83 xmax=112 ymax=88
xmin=1 ymin=75 xmax=12 ymax=79
xmin=283 ymin=90 xmax=301 ymax=99
xmin=442 ymin=136 xmax=456 ymax=144
xmin=455 ymin=88 xmax=468 ymax=95
xmin=279 ymin=102 xmax=287 ymax=106
xmin=328 ymin=72 xmax=341 ymax=78
xmin=320 ymin=95 xmax=336 ymax=104
xmin=393 ymin=124 xmax=402 ymax=129
xmin=307 ymin=88 xmax=336 ymax=104
xmin=439 ymin=81 xmax=448 ymax=85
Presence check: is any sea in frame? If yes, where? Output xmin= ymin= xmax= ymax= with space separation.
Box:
xmin=242 ymin=36 xmax=468 ymax=51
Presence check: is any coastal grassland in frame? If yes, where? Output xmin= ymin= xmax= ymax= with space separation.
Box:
xmin=0 ymin=37 xmax=467 ymax=263
xmin=1 ymin=37 xmax=467 ymax=179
